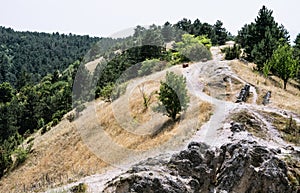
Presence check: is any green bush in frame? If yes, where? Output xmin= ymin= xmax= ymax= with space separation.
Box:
xmin=221 ymin=44 xmax=241 ymax=60
xmin=175 ymin=34 xmax=212 ymax=62
xmin=52 ymin=118 xmax=59 ymax=127
xmin=13 ymin=143 xmax=32 ymax=168
xmin=41 ymin=123 xmax=52 ymax=135
xmin=66 ymin=112 xmax=76 ymax=122
xmin=70 ymin=183 xmax=88 ymax=193
xmin=138 ymin=59 xmax=164 ymax=76
xmin=100 ymin=83 xmax=115 ymax=102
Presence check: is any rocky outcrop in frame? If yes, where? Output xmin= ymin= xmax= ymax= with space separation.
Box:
xmin=103 ymin=140 xmax=296 ymax=193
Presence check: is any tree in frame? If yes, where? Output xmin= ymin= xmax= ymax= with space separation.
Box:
xmin=236 ymin=5 xmax=289 ymax=71
xmin=264 ymin=44 xmax=299 ymax=90
xmin=161 ymin=22 xmax=174 ymax=42
xmin=175 ymin=34 xmax=212 ymax=61
xmin=0 ymin=82 xmax=14 ymax=103
xmin=214 ymin=20 xmax=228 ymax=45
xmin=138 ymin=59 xmax=161 ymax=76
xmin=293 ymin=34 xmax=300 ymax=80
xmin=157 ymin=72 xmax=189 ymax=120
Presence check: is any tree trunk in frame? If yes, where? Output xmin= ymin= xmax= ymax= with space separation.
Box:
xmin=283 ymin=79 xmax=288 ymax=90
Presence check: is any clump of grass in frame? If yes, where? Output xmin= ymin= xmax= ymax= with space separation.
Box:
xmin=199 ymin=102 xmax=213 ymax=123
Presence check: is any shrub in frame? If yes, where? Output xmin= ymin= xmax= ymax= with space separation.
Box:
xmin=221 ymin=44 xmax=241 ymax=60
xmin=66 ymin=112 xmax=76 ymax=122
xmin=175 ymin=34 xmax=212 ymax=62
xmin=100 ymin=83 xmax=115 ymax=102
xmin=138 ymin=59 xmax=164 ymax=76
xmin=52 ymin=118 xmax=59 ymax=127
xmin=70 ymin=183 xmax=88 ymax=193
xmin=13 ymin=143 xmax=32 ymax=168
xmin=41 ymin=123 xmax=52 ymax=135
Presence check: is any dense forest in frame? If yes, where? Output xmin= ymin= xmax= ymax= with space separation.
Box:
xmin=0 ymin=6 xmax=299 ymax=180
xmin=0 ymin=27 xmax=101 ymax=87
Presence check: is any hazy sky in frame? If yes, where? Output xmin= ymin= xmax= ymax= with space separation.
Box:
xmin=1 ymin=0 xmax=299 ymax=41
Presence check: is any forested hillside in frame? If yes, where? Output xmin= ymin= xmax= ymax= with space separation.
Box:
xmin=0 ymin=18 xmax=233 ymax=181
xmin=3 ymin=10 xmax=299 ymax=190
xmin=0 ymin=27 xmax=101 ymax=87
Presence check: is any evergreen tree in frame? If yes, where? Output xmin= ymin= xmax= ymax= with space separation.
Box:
xmin=161 ymin=22 xmax=174 ymax=42
xmin=236 ymin=5 xmax=290 ymax=71
xmin=214 ymin=20 xmax=228 ymax=45
xmin=158 ymin=72 xmax=189 ymax=120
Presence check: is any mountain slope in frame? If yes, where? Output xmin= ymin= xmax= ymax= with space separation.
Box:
xmin=41 ymin=46 xmax=300 ymax=192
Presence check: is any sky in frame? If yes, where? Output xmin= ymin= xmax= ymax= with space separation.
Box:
xmin=0 ymin=0 xmax=299 ymax=41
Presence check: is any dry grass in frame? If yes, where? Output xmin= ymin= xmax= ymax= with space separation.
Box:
xmin=229 ymin=60 xmax=300 ymax=114
xmin=229 ymin=109 xmax=267 ymax=139
xmin=198 ymin=101 xmax=214 ymax=123
xmin=0 ymin=119 xmax=106 ymax=193
xmin=0 ymin=65 xmax=214 ymax=193
xmin=260 ymin=111 xmax=300 ymax=144
xmin=129 ymin=80 xmax=160 ymax=123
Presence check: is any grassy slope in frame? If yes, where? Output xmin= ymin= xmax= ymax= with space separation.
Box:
xmin=0 ymin=64 xmax=213 ymax=193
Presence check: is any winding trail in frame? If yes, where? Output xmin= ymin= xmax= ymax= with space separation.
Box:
xmin=45 ymin=47 xmax=299 ymax=193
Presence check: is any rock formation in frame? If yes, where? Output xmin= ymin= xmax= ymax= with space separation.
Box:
xmin=103 ymin=140 xmax=296 ymax=193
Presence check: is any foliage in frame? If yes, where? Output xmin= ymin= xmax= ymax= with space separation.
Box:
xmin=174 ymin=34 xmax=212 ymax=62
xmin=213 ymin=20 xmax=228 ymax=45
xmin=70 ymin=183 xmax=88 ymax=193
xmin=138 ymin=84 xmax=156 ymax=110
xmin=293 ymin=34 xmax=300 ymax=80
xmin=236 ymin=6 xmax=289 ymax=71
xmin=0 ymin=133 xmax=25 ymax=177
xmin=264 ymin=44 xmax=299 ymax=90
xmin=13 ymin=143 xmax=32 ymax=168
xmin=0 ymin=27 xmax=100 ymax=87
xmin=157 ymin=72 xmax=189 ymax=120
xmin=0 ymin=82 xmax=14 ymax=103
xmin=221 ymin=44 xmax=242 ymax=60
xmin=138 ymin=59 xmax=164 ymax=76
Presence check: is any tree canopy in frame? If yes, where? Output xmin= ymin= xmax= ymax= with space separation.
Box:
xmin=264 ymin=44 xmax=299 ymax=90
xmin=157 ymin=72 xmax=189 ymax=120
xmin=236 ymin=5 xmax=289 ymax=71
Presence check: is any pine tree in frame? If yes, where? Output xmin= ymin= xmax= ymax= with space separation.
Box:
xmin=237 ymin=5 xmax=289 ymax=71
xmin=158 ymin=72 xmax=189 ymax=120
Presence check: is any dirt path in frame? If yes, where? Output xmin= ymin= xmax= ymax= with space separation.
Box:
xmin=45 ymin=47 xmax=299 ymax=193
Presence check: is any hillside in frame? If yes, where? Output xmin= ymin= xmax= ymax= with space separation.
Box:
xmin=0 ymin=7 xmax=300 ymax=192
xmin=0 ymin=27 xmax=101 ymax=87
xmin=1 ymin=46 xmax=298 ymax=192
xmin=0 ymin=60 xmax=213 ymax=192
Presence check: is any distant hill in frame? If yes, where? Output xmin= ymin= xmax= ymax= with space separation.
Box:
xmin=0 ymin=27 xmax=100 ymax=87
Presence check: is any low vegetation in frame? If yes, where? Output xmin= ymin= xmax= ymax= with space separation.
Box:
xmin=261 ymin=112 xmax=300 ymax=144
xmin=221 ymin=44 xmax=242 ymax=60
xmin=230 ymin=110 xmax=267 ymax=139
xmin=70 ymin=183 xmax=88 ymax=193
